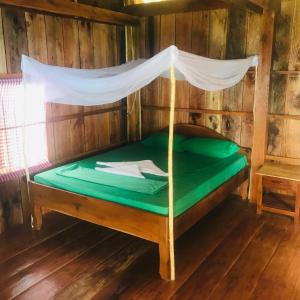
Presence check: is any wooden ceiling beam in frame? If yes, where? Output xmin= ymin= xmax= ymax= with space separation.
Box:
xmin=122 ymin=0 xmax=280 ymax=16
xmin=0 ymin=0 xmax=139 ymax=26
xmin=79 ymin=0 xmax=123 ymax=11
xmin=122 ymin=0 xmax=230 ymax=16
xmin=250 ymin=0 xmax=280 ymax=12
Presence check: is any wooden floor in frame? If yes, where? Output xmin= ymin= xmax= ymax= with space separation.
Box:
xmin=1 ymin=196 xmax=300 ymax=300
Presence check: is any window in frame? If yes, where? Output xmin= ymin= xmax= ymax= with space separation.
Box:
xmin=0 ymin=76 xmax=50 ymax=182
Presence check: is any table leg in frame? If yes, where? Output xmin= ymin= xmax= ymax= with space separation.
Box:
xmin=257 ymin=175 xmax=263 ymax=215
xmin=0 ymin=201 xmax=5 ymax=234
xmin=295 ymin=184 xmax=300 ymax=225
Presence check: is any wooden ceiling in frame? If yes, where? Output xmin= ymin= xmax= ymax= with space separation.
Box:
xmin=122 ymin=0 xmax=281 ymax=16
xmin=0 ymin=0 xmax=138 ymax=25
xmin=0 ymin=0 xmax=281 ymax=27
xmin=83 ymin=0 xmax=280 ymax=15
xmin=79 ymin=0 xmax=123 ymax=11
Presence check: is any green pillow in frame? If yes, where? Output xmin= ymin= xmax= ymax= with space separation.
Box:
xmin=182 ymin=137 xmax=240 ymax=158
xmin=141 ymin=132 xmax=187 ymax=152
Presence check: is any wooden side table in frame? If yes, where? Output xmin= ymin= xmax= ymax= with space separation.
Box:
xmin=256 ymin=162 xmax=300 ymax=225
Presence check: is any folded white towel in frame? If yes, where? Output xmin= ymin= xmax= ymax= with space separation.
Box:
xmin=95 ymin=164 xmax=145 ymax=179
xmin=96 ymin=160 xmax=168 ymax=177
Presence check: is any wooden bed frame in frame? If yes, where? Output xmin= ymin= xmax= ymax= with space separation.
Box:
xmin=29 ymin=124 xmax=249 ymax=280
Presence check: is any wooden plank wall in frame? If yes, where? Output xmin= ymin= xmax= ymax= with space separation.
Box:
xmin=141 ymin=0 xmax=300 ymax=166
xmin=0 ymin=7 xmax=126 ymax=231
xmin=268 ymin=0 xmax=300 ymax=162
xmin=141 ymin=9 xmax=258 ymax=151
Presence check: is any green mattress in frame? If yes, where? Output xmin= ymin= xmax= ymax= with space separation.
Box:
xmin=34 ymin=142 xmax=247 ymax=217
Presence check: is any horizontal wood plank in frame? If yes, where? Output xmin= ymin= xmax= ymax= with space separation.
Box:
xmin=257 ymin=161 xmax=300 ymax=182
xmin=30 ymin=182 xmax=165 ymax=243
xmin=0 ymin=0 xmax=139 ymax=26
xmin=122 ymin=0 xmax=272 ymax=16
xmin=143 ymin=105 xmax=253 ymax=117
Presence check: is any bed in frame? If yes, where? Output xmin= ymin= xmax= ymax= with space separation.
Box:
xmin=29 ymin=124 xmax=249 ymax=280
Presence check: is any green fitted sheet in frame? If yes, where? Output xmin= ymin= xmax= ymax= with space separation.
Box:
xmin=34 ymin=142 xmax=247 ymax=217
xmin=56 ymin=164 xmax=168 ymax=195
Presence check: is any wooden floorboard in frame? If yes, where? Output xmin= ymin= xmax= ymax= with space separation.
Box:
xmin=207 ymin=220 xmax=290 ymax=300
xmin=171 ymin=216 xmax=265 ymax=300
xmin=249 ymin=226 xmax=300 ymax=300
xmin=15 ymin=234 xmax=135 ymax=300
xmin=0 ymin=212 xmax=78 ymax=264
xmin=0 ymin=196 xmax=298 ymax=300
xmin=0 ymin=226 xmax=113 ymax=298
xmin=0 ymin=221 xmax=97 ymax=286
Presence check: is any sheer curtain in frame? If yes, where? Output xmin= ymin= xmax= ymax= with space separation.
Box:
xmin=0 ymin=76 xmax=50 ymax=183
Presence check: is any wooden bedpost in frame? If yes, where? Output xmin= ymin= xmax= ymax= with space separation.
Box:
xmin=29 ymin=184 xmax=43 ymax=230
xmin=158 ymin=217 xmax=171 ymax=280
xmin=31 ymin=204 xmax=42 ymax=230
xmin=250 ymin=9 xmax=275 ymax=203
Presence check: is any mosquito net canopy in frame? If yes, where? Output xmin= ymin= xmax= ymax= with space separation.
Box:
xmin=21 ymin=45 xmax=258 ymax=106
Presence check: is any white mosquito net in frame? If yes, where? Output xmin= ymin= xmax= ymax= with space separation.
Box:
xmin=21 ymin=45 xmax=258 ymax=106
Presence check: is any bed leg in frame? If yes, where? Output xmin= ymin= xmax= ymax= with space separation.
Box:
xmin=240 ymin=179 xmax=249 ymax=201
xmin=31 ymin=205 xmax=42 ymax=230
xmin=159 ymin=240 xmax=171 ymax=280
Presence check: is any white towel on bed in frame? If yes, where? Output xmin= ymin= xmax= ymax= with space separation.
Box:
xmin=96 ymin=160 xmax=168 ymax=177
xmin=95 ymin=164 xmax=145 ymax=179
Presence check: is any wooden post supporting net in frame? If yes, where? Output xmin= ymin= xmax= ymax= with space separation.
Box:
xmin=168 ymin=64 xmax=176 ymax=280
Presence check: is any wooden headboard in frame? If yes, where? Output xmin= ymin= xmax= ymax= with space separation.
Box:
xmin=173 ymin=124 xmax=228 ymax=140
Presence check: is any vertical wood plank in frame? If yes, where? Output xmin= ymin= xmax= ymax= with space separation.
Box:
xmin=268 ymin=0 xmax=294 ymax=159
xmin=25 ymin=13 xmax=58 ymax=164
xmin=84 ymin=113 xmax=110 ymax=152
xmin=267 ymin=118 xmax=284 ymax=156
xmin=25 ymin=13 xmax=48 ymax=63
xmin=189 ymin=11 xmax=209 ymax=126
xmin=288 ymin=0 xmax=300 ymax=71
xmin=0 ymin=180 xmax=23 ymax=227
xmin=78 ymin=19 xmax=96 ymax=152
xmin=272 ymin=0 xmax=294 ymax=71
xmin=139 ymin=17 xmax=150 ymax=136
xmin=206 ymin=9 xmax=228 ymax=132
xmin=245 ymin=12 xmax=262 ymax=57
xmin=175 ymin=12 xmax=192 ymax=123
xmin=2 ymin=8 xmax=28 ymax=73
xmin=242 ymin=11 xmax=259 ymax=150
xmin=62 ymin=19 xmax=80 ymax=68
xmin=284 ymin=74 xmax=300 ymax=157
xmin=0 ymin=9 xmax=7 ymax=73
xmin=158 ymin=14 xmax=175 ymax=133
xmin=250 ymin=10 xmax=275 ymax=203
xmin=94 ymin=23 xmax=110 ymax=67
xmin=283 ymin=0 xmax=300 ymax=159
xmin=78 ymin=20 xmax=94 ymax=69
xmin=223 ymin=8 xmax=247 ymax=144
xmin=45 ymin=16 xmax=64 ymax=66
xmin=144 ymin=16 xmax=161 ymax=136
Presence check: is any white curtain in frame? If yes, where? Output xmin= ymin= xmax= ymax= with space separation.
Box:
xmin=21 ymin=45 xmax=258 ymax=106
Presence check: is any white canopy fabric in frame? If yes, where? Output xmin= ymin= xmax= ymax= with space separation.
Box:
xmin=21 ymin=45 xmax=258 ymax=106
